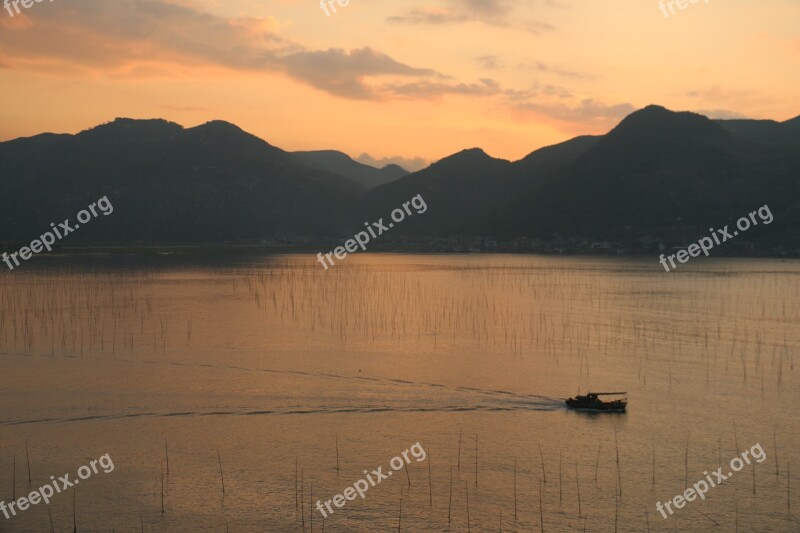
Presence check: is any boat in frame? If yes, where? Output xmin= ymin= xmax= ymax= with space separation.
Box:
xmin=565 ymin=392 xmax=627 ymax=412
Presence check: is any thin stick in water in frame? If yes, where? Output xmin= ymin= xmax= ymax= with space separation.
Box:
xmin=539 ymin=478 xmax=544 ymax=533
xmin=217 ymin=451 xmax=225 ymax=497
xmin=160 ymin=460 xmax=164 ymax=515
xmin=474 ymin=434 xmax=478 ymax=487
xmin=773 ymin=427 xmax=779 ymax=476
xmin=428 ymin=451 xmax=432 ymax=506
xmin=25 ymin=441 xmax=32 ymax=487
xmin=575 ymin=463 xmax=581 ymax=517
xmin=457 ymin=426 xmax=462 ymax=473
xmin=465 ymin=481 xmax=471 ymax=533
xmin=448 ymin=466 xmax=453 ymax=524
xmin=513 ymin=457 xmax=517 ymax=520
xmin=539 ymin=442 xmax=547 ymax=484
xmin=398 ymin=485 xmax=403 ymax=532
xmin=595 ymin=445 xmax=601 ymax=484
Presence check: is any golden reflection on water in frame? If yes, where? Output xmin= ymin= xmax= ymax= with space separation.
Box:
xmin=0 ymin=254 xmax=798 ymax=531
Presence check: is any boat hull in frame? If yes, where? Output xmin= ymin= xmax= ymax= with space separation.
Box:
xmin=565 ymin=399 xmax=626 ymax=412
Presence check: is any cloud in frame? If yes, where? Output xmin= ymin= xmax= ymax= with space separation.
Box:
xmin=357 ymin=153 xmax=429 ymax=172
xmin=389 ymin=0 xmax=555 ymax=35
xmin=521 ymin=61 xmax=592 ymax=80
xmin=279 ymin=47 xmax=438 ymax=100
xmin=0 ymin=0 xmax=440 ymax=100
xmin=512 ymin=98 xmax=636 ymax=129
xmin=384 ymin=78 xmax=501 ymax=99
xmin=474 ymin=55 xmax=503 ymax=70
xmin=694 ymin=109 xmax=750 ymax=120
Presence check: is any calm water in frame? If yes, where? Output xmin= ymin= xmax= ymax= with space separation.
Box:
xmin=0 ymin=254 xmax=798 ymax=532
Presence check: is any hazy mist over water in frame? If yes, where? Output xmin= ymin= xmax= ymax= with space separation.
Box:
xmin=1 ymin=254 xmax=798 ymax=532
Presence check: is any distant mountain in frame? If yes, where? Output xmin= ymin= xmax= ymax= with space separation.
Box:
xmin=462 ymin=106 xmax=800 ymax=245
xmin=0 ymin=118 xmax=365 ymax=243
xmin=716 ymin=114 xmax=800 ymax=146
xmin=291 ymin=150 xmax=407 ymax=189
xmin=359 ymin=148 xmax=514 ymax=234
xmin=2 ymin=108 xmax=799 ymax=253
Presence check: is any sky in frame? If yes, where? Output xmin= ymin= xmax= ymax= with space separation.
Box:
xmin=0 ymin=0 xmax=798 ymax=170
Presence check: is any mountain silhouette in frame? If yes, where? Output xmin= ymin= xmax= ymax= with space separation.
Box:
xmin=1 ymin=107 xmax=798 ymax=253
xmin=291 ymin=150 xmax=408 ymax=189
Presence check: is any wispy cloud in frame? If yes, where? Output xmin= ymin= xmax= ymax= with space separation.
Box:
xmin=357 ymin=153 xmax=429 ymax=172
xmin=0 ymin=0 xmax=440 ymax=100
xmin=388 ymin=0 xmax=555 ymax=35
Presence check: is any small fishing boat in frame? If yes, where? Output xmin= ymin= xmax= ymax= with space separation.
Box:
xmin=565 ymin=392 xmax=627 ymax=412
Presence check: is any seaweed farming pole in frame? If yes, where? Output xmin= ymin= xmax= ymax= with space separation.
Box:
xmin=474 ymin=434 xmax=478 ymax=487
xmin=614 ymin=429 xmax=622 ymax=497
xmin=160 ymin=460 xmax=165 ymax=515
xmin=25 ymin=441 xmax=32 ymax=487
xmin=513 ymin=457 xmax=517 ymax=520
xmin=448 ymin=466 xmax=453 ymax=524
xmin=397 ymin=485 xmax=403 ymax=532
xmin=428 ymin=451 xmax=433 ymax=506
xmin=217 ymin=451 xmax=225 ymax=497
xmin=575 ymin=463 xmax=581 ymax=517
xmin=465 ymin=481 xmax=471 ymax=533
xmin=539 ymin=442 xmax=547 ymax=483
xmin=457 ymin=427 xmax=462 ymax=473
xmin=539 ymin=478 xmax=544 ymax=533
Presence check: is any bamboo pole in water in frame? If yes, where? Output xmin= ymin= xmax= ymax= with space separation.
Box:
xmin=513 ymin=457 xmax=517 ymax=520
xmin=457 ymin=427 xmax=462 ymax=473
xmin=773 ymin=427 xmax=779 ymax=476
xmin=465 ymin=481 xmax=471 ymax=533
xmin=301 ymin=469 xmax=305 ymax=528
xmin=165 ymin=439 xmax=170 ymax=479
xmin=558 ymin=451 xmax=562 ymax=504
xmin=448 ymin=466 xmax=453 ymax=524
xmin=575 ymin=463 xmax=581 ymax=517
xmin=684 ymin=433 xmax=690 ymax=487
xmin=397 ymin=485 xmax=403 ymax=532
xmin=25 ymin=441 xmax=31 ymax=487
xmin=539 ymin=442 xmax=547 ymax=484
xmin=404 ymin=461 xmax=411 ymax=486
xmin=475 ymin=434 xmax=478 ymax=487
xmin=160 ymin=460 xmax=165 ymax=515
xmin=217 ymin=451 xmax=225 ymax=497
xmin=295 ymin=457 xmax=298 ymax=512
xmin=595 ymin=445 xmax=601 ymax=485
xmin=652 ymin=443 xmax=656 ymax=485
xmin=539 ymin=478 xmax=544 ymax=533
xmin=335 ymin=433 xmax=340 ymax=473
xmin=73 ymin=486 xmax=77 ymax=533
xmin=428 ymin=452 xmax=432 ymax=506
xmin=614 ymin=429 xmax=622 ymax=497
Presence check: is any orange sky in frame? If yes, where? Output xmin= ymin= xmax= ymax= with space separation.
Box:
xmin=1 ymin=0 xmax=798 ymax=170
